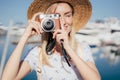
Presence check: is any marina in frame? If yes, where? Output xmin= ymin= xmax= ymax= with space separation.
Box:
xmin=0 ymin=17 xmax=120 ymax=80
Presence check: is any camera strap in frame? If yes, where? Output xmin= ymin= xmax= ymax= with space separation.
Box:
xmin=61 ymin=43 xmax=71 ymax=67
xmin=46 ymin=39 xmax=56 ymax=55
xmin=46 ymin=32 xmax=71 ymax=66
xmin=46 ymin=32 xmax=56 ymax=55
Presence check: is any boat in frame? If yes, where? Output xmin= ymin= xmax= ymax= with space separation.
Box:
xmin=0 ymin=23 xmax=7 ymax=36
xmin=6 ymin=22 xmax=42 ymax=44
xmin=100 ymin=45 xmax=120 ymax=64
xmin=75 ymin=17 xmax=120 ymax=47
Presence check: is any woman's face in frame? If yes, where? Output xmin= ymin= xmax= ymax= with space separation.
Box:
xmin=52 ymin=3 xmax=73 ymax=33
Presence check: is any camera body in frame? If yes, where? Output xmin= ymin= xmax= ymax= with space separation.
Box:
xmin=39 ymin=14 xmax=60 ymax=32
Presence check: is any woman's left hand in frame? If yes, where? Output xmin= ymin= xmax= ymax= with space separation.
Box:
xmin=53 ymin=29 xmax=69 ymax=46
xmin=53 ymin=18 xmax=70 ymax=47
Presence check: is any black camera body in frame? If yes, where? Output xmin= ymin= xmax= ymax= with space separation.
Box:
xmin=39 ymin=14 xmax=60 ymax=32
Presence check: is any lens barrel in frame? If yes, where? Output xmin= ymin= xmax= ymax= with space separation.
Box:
xmin=42 ymin=19 xmax=54 ymax=32
xmin=40 ymin=14 xmax=60 ymax=32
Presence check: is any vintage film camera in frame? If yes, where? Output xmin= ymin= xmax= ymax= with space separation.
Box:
xmin=39 ymin=14 xmax=60 ymax=32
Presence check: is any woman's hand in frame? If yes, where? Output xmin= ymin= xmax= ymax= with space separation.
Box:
xmin=23 ymin=12 xmax=43 ymax=38
xmin=53 ymin=18 xmax=70 ymax=47
xmin=1 ymin=13 xmax=44 ymax=80
xmin=53 ymin=29 xmax=69 ymax=46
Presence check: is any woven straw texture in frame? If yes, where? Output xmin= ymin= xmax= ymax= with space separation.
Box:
xmin=27 ymin=0 xmax=92 ymax=32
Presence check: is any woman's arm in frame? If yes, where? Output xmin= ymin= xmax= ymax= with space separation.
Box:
xmin=1 ymin=12 xmax=42 ymax=80
xmin=54 ymin=30 xmax=101 ymax=80
xmin=64 ymin=44 xmax=101 ymax=80
xmin=53 ymin=26 xmax=101 ymax=80
xmin=1 ymin=33 xmax=30 ymax=80
xmin=14 ymin=61 xmax=31 ymax=80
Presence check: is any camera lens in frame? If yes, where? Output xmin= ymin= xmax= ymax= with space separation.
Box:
xmin=42 ymin=19 xmax=54 ymax=31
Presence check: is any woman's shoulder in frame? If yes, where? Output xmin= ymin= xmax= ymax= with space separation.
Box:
xmin=28 ymin=46 xmax=40 ymax=55
xmin=23 ymin=46 xmax=41 ymax=70
xmin=76 ymin=41 xmax=91 ymax=52
xmin=25 ymin=46 xmax=41 ymax=58
xmin=76 ymin=41 xmax=94 ymax=62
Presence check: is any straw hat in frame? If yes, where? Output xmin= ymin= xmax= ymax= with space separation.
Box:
xmin=27 ymin=0 xmax=92 ymax=32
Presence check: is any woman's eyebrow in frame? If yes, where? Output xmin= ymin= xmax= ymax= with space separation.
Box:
xmin=54 ymin=11 xmax=72 ymax=15
xmin=64 ymin=11 xmax=72 ymax=15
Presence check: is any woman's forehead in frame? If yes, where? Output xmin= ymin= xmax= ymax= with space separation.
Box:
xmin=51 ymin=3 xmax=72 ymax=13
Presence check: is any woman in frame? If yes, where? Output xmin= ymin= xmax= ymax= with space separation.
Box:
xmin=1 ymin=0 xmax=101 ymax=80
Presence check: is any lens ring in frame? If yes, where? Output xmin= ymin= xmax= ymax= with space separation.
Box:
xmin=41 ymin=18 xmax=55 ymax=32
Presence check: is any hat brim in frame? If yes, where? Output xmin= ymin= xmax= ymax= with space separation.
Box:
xmin=27 ymin=0 xmax=92 ymax=32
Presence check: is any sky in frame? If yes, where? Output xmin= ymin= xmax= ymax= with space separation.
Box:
xmin=0 ymin=0 xmax=120 ymax=26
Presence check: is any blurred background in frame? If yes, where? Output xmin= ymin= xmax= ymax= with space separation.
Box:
xmin=0 ymin=0 xmax=120 ymax=80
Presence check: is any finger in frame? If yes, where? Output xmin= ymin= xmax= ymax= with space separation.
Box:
xmin=39 ymin=27 xmax=43 ymax=34
xmin=32 ymin=21 xmax=41 ymax=34
xmin=31 ymin=30 xmax=36 ymax=36
xmin=53 ymin=29 xmax=61 ymax=39
xmin=60 ymin=17 xmax=65 ymax=31
xmin=32 ymin=24 xmax=40 ymax=35
xmin=29 ymin=21 xmax=40 ymax=35
xmin=31 ymin=12 xmax=43 ymax=21
xmin=35 ymin=21 xmax=44 ymax=33
xmin=56 ymin=34 xmax=63 ymax=43
xmin=32 ymin=20 xmax=44 ymax=34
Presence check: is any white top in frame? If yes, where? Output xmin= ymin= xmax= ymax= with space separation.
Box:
xmin=24 ymin=42 xmax=94 ymax=80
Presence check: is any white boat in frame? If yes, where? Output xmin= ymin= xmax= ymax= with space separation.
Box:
xmin=6 ymin=22 xmax=42 ymax=44
xmin=75 ymin=33 xmax=101 ymax=47
xmin=9 ymin=27 xmax=42 ymax=44
xmin=0 ymin=23 xmax=7 ymax=36
xmin=100 ymin=45 xmax=120 ymax=64
xmin=75 ymin=17 xmax=120 ymax=47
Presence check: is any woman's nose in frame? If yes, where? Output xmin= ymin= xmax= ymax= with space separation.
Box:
xmin=61 ymin=17 xmax=65 ymax=23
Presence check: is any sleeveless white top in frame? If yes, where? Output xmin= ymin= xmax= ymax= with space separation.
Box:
xmin=24 ymin=42 xmax=94 ymax=80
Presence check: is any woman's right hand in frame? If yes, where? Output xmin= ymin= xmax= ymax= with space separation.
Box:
xmin=23 ymin=12 xmax=43 ymax=39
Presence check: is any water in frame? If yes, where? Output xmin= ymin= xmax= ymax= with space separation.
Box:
xmin=93 ymin=48 xmax=120 ymax=80
xmin=0 ymin=36 xmax=120 ymax=80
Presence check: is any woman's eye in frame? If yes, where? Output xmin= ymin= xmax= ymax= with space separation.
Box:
xmin=66 ymin=15 xmax=70 ymax=17
xmin=66 ymin=14 xmax=72 ymax=17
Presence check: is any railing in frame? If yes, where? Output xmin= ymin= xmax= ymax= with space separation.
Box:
xmin=0 ymin=21 xmax=13 ymax=78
